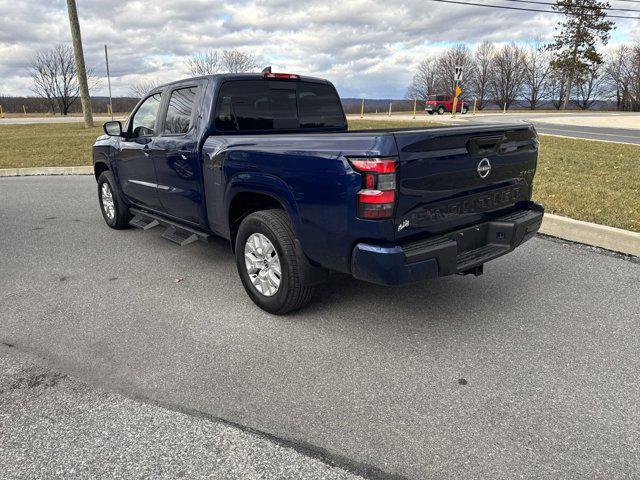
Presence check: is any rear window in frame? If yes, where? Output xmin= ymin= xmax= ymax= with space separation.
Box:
xmin=214 ymin=80 xmax=346 ymax=131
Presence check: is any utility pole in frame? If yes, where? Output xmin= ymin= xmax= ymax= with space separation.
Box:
xmin=104 ymin=44 xmax=113 ymax=120
xmin=66 ymin=0 xmax=94 ymax=128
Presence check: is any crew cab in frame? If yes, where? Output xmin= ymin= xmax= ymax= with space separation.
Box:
xmin=93 ymin=71 xmax=543 ymax=314
xmin=425 ymin=94 xmax=468 ymax=115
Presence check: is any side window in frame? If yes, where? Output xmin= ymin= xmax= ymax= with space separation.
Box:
xmin=131 ymin=93 xmax=162 ymax=137
xmin=163 ymin=86 xmax=198 ymax=135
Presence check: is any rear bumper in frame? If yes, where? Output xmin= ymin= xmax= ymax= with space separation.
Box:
xmin=350 ymin=202 xmax=544 ymax=285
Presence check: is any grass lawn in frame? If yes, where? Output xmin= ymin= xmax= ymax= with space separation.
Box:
xmin=1 ymin=120 xmax=638 ymax=232
xmin=0 ymin=122 xmax=104 ymax=169
xmin=348 ymin=118 xmax=444 ymax=129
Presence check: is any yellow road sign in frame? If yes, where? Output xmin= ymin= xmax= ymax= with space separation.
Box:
xmin=455 ymin=85 xmax=462 ymax=97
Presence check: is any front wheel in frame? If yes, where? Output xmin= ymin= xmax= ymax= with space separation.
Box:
xmin=97 ymin=170 xmax=130 ymax=229
xmin=235 ymin=209 xmax=314 ymax=314
xmin=437 ymin=106 xmax=445 ymax=115
xmin=427 ymin=111 xmax=435 ymax=115
xmin=461 ymin=107 xmax=468 ymax=114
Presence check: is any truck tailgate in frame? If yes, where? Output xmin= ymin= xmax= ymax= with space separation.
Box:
xmin=392 ymin=124 xmax=539 ymax=241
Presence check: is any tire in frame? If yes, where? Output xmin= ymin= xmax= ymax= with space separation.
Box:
xmin=437 ymin=106 xmax=445 ymax=115
xmin=235 ymin=209 xmax=314 ymax=314
xmin=427 ymin=111 xmax=435 ymax=115
xmin=461 ymin=107 xmax=468 ymax=114
xmin=97 ymin=170 xmax=130 ymax=229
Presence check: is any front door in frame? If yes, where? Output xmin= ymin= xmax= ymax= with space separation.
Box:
xmin=115 ymin=92 xmax=164 ymax=211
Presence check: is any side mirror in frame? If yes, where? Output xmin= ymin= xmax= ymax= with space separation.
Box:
xmin=103 ymin=121 xmax=123 ymax=137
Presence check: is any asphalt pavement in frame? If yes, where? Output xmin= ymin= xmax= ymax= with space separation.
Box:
xmin=353 ymin=111 xmax=640 ymax=145
xmin=460 ymin=112 xmax=640 ymax=145
xmin=0 ymin=346 xmax=361 ymax=480
xmin=1 ymin=176 xmax=639 ymax=479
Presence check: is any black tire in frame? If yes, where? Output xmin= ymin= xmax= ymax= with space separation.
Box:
xmin=427 ymin=111 xmax=435 ymax=115
xmin=235 ymin=209 xmax=314 ymax=314
xmin=97 ymin=170 xmax=130 ymax=229
xmin=437 ymin=106 xmax=445 ymax=115
xmin=461 ymin=107 xmax=468 ymax=114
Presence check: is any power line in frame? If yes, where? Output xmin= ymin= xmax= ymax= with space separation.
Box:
xmin=499 ymin=0 xmax=640 ymax=12
xmin=427 ymin=0 xmax=640 ymax=18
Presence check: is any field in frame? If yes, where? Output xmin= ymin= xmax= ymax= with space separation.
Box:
xmin=1 ymin=120 xmax=638 ymax=232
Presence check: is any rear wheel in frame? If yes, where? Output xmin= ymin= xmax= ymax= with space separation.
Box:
xmin=97 ymin=171 xmax=130 ymax=229
xmin=461 ymin=106 xmax=468 ymax=114
xmin=427 ymin=111 xmax=435 ymax=115
xmin=437 ymin=106 xmax=445 ymax=115
xmin=235 ymin=209 xmax=314 ymax=314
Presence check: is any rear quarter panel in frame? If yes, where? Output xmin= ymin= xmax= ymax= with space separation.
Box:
xmin=202 ymin=133 xmax=398 ymax=273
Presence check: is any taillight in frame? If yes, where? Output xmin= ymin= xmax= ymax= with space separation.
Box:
xmin=349 ymin=157 xmax=397 ymax=219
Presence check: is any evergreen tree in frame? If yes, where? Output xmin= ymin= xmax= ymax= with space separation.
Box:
xmin=547 ymin=0 xmax=614 ymax=109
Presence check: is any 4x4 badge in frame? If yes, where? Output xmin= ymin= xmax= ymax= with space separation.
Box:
xmin=477 ymin=158 xmax=491 ymax=178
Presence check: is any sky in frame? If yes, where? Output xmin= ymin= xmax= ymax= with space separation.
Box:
xmin=0 ymin=0 xmax=638 ymax=99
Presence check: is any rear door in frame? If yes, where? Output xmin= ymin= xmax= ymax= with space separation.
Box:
xmin=115 ymin=92 xmax=164 ymax=211
xmin=152 ymin=83 xmax=205 ymax=226
xmin=392 ymin=125 xmax=538 ymax=241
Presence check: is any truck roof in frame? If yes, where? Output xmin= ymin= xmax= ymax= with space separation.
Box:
xmin=152 ymin=72 xmax=333 ymax=92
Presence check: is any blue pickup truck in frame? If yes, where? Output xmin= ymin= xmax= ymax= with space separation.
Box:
xmin=93 ymin=71 xmax=543 ymax=314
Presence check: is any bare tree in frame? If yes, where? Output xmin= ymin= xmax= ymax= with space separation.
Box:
xmin=605 ymin=45 xmax=630 ymax=110
xmin=434 ymin=44 xmax=476 ymax=96
xmin=471 ymin=41 xmax=494 ymax=110
xmin=185 ymin=49 xmax=257 ymax=76
xmin=406 ymin=59 xmax=438 ymax=101
xmin=575 ymin=62 xmax=605 ymax=109
xmin=129 ymin=80 xmax=160 ymax=98
xmin=185 ymin=51 xmax=221 ymax=76
xmin=30 ymin=50 xmax=58 ymax=114
xmin=490 ymin=44 xmax=526 ymax=110
xmin=221 ymin=49 xmax=258 ymax=73
xmin=548 ymin=68 xmax=568 ymax=109
xmin=623 ymin=43 xmax=640 ymax=111
xmin=523 ymin=41 xmax=552 ymax=110
xmin=29 ymin=44 xmax=98 ymax=115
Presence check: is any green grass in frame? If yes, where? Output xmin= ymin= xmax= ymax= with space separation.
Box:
xmin=0 ymin=122 xmax=104 ymax=169
xmin=1 ymin=120 xmax=638 ymax=232
xmin=348 ymin=118 xmax=444 ymax=129
xmin=535 ymin=136 xmax=639 ymax=232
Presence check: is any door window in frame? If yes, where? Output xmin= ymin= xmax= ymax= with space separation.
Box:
xmin=163 ymin=87 xmax=198 ymax=134
xmin=130 ymin=93 xmax=162 ymax=137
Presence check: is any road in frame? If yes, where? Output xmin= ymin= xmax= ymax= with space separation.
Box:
xmin=1 ymin=176 xmax=639 ymax=479
xmin=352 ymin=111 xmax=640 ymax=145
xmin=0 ymin=346 xmax=360 ymax=480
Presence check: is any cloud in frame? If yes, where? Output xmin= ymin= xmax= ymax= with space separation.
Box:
xmin=0 ymin=0 xmax=636 ymax=98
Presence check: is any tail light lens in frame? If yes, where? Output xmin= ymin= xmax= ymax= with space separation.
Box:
xmin=349 ymin=157 xmax=397 ymax=219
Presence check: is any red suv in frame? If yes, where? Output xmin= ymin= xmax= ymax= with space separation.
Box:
xmin=425 ymin=95 xmax=468 ymax=115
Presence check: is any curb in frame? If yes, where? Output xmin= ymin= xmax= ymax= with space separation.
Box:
xmin=540 ymin=213 xmax=640 ymax=257
xmin=0 ymin=166 xmax=93 ymax=177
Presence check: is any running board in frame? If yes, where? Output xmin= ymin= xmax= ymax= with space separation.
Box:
xmin=129 ymin=208 xmax=209 ymax=246
xmin=161 ymin=225 xmax=199 ymax=246
xmin=129 ymin=214 xmax=160 ymax=230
